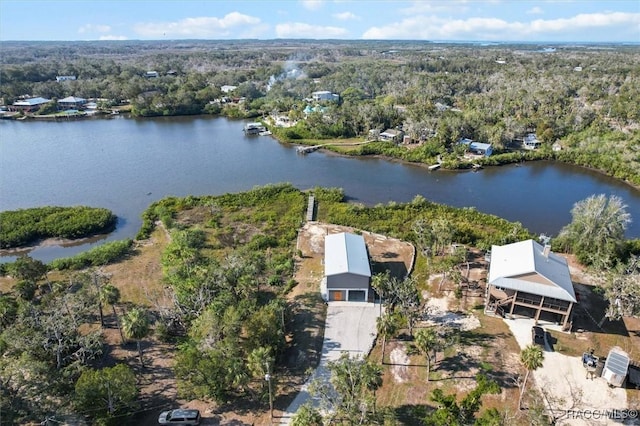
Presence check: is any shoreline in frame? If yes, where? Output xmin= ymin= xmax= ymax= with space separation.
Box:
xmin=0 ymin=233 xmax=112 ymax=257
xmin=270 ymin=132 xmax=640 ymax=192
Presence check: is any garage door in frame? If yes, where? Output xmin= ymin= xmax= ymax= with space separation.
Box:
xmin=348 ymin=290 xmax=366 ymax=302
xmin=329 ymin=290 xmax=344 ymax=301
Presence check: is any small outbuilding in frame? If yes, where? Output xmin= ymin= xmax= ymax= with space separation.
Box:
xmin=321 ymin=232 xmax=372 ymax=302
xmin=602 ymin=347 xmax=630 ymax=388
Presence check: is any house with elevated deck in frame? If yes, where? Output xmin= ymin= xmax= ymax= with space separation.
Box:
xmin=486 ymin=239 xmax=577 ymax=330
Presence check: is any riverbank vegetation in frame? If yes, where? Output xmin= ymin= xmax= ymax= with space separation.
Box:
xmin=0 ymin=206 xmax=116 ymax=249
xmin=1 ymin=40 xmax=638 ymax=184
xmin=0 ymin=184 xmax=638 ymax=424
xmin=0 ymin=184 xmax=535 ymax=424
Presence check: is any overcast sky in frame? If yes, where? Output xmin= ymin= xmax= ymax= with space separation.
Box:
xmin=1 ymin=0 xmax=639 ymax=43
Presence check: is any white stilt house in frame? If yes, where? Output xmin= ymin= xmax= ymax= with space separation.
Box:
xmin=486 ymin=239 xmax=577 ymax=330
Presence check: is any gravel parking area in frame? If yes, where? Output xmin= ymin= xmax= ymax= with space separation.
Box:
xmin=505 ymin=318 xmax=635 ymax=426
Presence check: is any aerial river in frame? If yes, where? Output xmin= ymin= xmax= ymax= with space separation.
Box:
xmin=1 ymin=115 xmax=639 ymax=262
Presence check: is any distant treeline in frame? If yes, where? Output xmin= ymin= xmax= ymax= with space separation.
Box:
xmin=0 ymin=206 xmax=116 ymax=249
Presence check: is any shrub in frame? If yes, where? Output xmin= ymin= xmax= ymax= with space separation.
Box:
xmin=50 ymin=239 xmax=133 ymax=270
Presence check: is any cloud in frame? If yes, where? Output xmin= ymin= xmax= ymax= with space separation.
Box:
xmin=133 ymin=12 xmax=263 ymax=38
xmin=400 ymin=0 xmax=470 ymax=15
xmin=78 ymin=24 xmax=111 ymax=34
xmin=333 ymin=11 xmax=359 ymax=21
xmin=275 ymin=22 xmax=348 ymax=38
xmin=301 ymin=0 xmax=324 ymax=10
xmin=99 ymin=35 xmax=128 ymax=41
xmin=527 ymin=6 xmax=544 ymax=15
xmin=362 ymin=11 xmax=640 ymax=41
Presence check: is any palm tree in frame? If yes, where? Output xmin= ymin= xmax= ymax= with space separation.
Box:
xmin=376 ymin=312 xmax=398 ymax=364
xmin=247 ymin=346 xmax=275 ymax=418
xmin=121 ymin=307 xmax=150 ymax=367
xmin=414 ymin=328 xmax=439 ymax=382
xmin=100 ymin=284 xmax=124 ymax=344
xmin=518 ymin=344 xmax=544 ymax=410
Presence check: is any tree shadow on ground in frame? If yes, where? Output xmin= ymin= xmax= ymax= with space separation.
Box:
xmin=283 ymin=292 xmax=326 ymax=374
xmin=393 ymin=403 xmax=434 ymax=425
xmin=572 ymin=282 xmax=628 ymax=337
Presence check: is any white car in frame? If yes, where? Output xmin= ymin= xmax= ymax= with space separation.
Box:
xmin=158 ymin=408 xmax=201 ymax=425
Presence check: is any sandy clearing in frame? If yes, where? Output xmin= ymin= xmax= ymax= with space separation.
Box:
xmin=390 ymin=346 xmax=410 ymax=383
xmin=505 ymin=317 xmax=635 ymax=426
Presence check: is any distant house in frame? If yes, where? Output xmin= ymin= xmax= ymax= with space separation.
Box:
xmin=523 ymin=133 xmax=541 ymax=150
xmin=379 ymin=129 xmax=404 ymax=144
xmin=458 ymin=138 xmax=493 ymax=156
xmin=321 ymin=232 xmax=372 ymax=302
xmin=311 ymin=90 xmax=339 ymax=102
xmin=221 ymin=85 xmax=237 ymax=93
xmin=10 ymin=97 xmax=51 ymax=112
xmin=145 ymin=71 xmax=159 ymax=78
xmin=58 ymin=96 xmax=87 ymax=110
xmin=486 ymin=239 xmax=577 ymax=330
xmin=56 ymin=75 xmax=76 ymax=82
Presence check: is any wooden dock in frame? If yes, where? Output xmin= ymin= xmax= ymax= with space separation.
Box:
xmin=296 ymin=145 xmax=322 ymax=154
xmin=306 ymin=195 xmax=316 ymax=221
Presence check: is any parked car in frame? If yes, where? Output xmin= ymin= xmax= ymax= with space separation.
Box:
xmin=158 ymin=408 xmax=201 ymax=425
xmin=531 ymin=326 xmax=545 ymax=347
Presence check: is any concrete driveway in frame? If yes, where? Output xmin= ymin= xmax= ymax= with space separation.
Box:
xmin=280 ymin=301 xmax=381 ymax=424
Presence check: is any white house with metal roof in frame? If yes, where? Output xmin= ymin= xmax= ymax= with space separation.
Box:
xmin=311 ymin=90 xmax=339 ymax=102
xmin=10 ymin=97 xmax=51 ymax=112
xmin=321 ymin=232 xmax=372 ymax=302
xmin=58 ymin=96 xmax=87 ymax=110
xmin=486 ymin=239 xmax=577 ymax=329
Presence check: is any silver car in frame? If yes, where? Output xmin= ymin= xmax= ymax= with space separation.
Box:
xmin=158 ymin=408 xmax=201 ymax=425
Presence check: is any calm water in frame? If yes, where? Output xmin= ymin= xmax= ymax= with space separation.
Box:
xmin=1 ymin=115 xmax=639 ymax=262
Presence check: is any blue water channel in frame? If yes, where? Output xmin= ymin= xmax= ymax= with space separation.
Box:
xmin=1 ymin=115 xmax=639 ymax=262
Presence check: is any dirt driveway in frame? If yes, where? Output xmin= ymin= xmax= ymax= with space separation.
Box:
xmin=295 ymin=221 xmax=415 ymax=279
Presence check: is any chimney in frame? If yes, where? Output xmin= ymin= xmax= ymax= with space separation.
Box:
xmin=539 ymin=234 xmax=551 ymax=258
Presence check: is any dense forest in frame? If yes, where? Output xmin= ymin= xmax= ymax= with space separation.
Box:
xmin=1 ymin=40 xmax=638 ymax=184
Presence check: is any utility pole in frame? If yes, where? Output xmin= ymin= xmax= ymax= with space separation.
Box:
xmin=264 ymin=361 xmax=274 ymax=423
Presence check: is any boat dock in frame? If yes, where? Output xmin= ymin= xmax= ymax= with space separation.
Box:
xmin=243 ymin=122 xmax=266 ymax=135
xmin=306 ymin=195 xmax=316 ymax=221
xmin=296 ymin=145 xmax=322 ymax=154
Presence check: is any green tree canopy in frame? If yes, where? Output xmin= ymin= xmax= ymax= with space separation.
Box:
xmin=557 ymin=194 xmax=631 ymax=267
xmin=74 ymin=363 xmax=138 ymax=423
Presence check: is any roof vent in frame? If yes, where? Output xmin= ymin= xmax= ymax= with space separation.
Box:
xmin=539 ymin=234 xmax=551 ymax=258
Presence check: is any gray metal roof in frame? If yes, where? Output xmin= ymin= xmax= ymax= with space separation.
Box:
xmin=13 ymin=97 xmax=50 ymax=106
xmin=488 ymin=239 xmax=577 ymax=302
xmin=324 ymin=232 xmax=371 ymax=278
xmin=58 ymin=96 xmax=86 ymax=103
